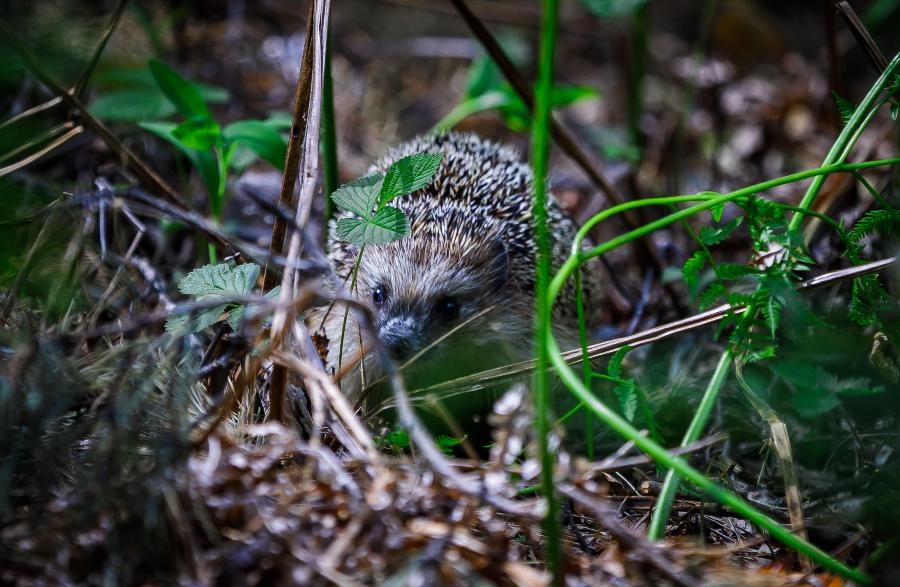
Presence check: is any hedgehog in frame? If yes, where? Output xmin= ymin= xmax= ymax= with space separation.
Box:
xmin=306 ymin=132 xmax=599 ymax=404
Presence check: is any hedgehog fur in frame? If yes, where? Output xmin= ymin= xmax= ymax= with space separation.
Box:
xmin=306 ymin=132 xmax=599 ymax=402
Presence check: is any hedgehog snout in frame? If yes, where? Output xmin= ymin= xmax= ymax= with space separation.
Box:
xmin=379 ymin=314 xmax=423 ymax=361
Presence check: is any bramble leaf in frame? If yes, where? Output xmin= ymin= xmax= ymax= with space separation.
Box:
xmin=165 ymin=304 xmax=228 ymax=334
xmin=698 ymin=281 xmax=725 ymax=311
xmin=331 ymin=174 xmax=383 ymax=219
xmin=178 ymin=263 xmax=260 ymax=297
xmin=380 ymin=153 xmax=443 ymax=203
xmin=336 ymin=206 xmax=409 ymax=245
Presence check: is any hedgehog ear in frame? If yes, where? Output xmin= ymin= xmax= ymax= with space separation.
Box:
xmin=485 ymin=239 xmax=509 ymax=293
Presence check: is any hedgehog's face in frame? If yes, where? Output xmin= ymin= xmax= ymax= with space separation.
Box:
xmin=354 ymin=231 xmax=510 ymax=361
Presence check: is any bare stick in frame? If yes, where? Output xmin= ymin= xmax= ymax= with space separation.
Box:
xmin=262 ymin=9 xmax=316 ymax=291
xmin=270 ymin=0 xmax=332 ymax=423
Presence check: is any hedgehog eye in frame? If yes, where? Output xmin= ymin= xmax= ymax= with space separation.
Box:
xmin=372 ymin=286 xmax=386 ymax=307
xmin=436 ymin=297 xmax=459 ymax=322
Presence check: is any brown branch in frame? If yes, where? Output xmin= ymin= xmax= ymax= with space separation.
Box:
xmin=262 ymin=9 xmax=316 ymax=292
xmin=269 ymin=0 xmax=332 ymax=423
xmin=0 ymin=23 xmax=181 ymax=204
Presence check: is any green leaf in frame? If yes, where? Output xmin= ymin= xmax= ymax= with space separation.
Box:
xmin=550 ymin=85 xmax=600 ymax=106
xmin=791 ymin=386 xmax=841 ymax=418
xmin=90 ymin=89 xmax=175 ymax=122
xmin=227 ymin=285 xmax=280 ymax=331
xmin=607 ymin=345 xmax=631 ymax=378
xmin=699 ymin=216 xmax=742 ymax=246
xmin=716 ymin=262 xmax=755 ymax=280
xmin=435 ymin=434 xmax=465 ymax=456
xmin=698 ymin=281 xmax=725 ymax=311
xmin=330 ymin=174 xmax=383 ymax=218
xmin=148 ymin=59 xmax=210 ymax=118
xmin=178 ymin=263 xmax=260 ymax=297
xmin=380 ymin=153 xmax=443 ymax=204
xmin=761 ymin=295 xmax=782 ymax=337
xmin=223 ymin=120 xmax=287 ymax=170
xmin=336 ymin=206 xmax=409 ymax=245
xmin=434 ymin=91 xmax=511 ymax=131
xmin=831 ymin=90 xmax=856 ymax=125
xmin=165 ymin=303 xmax=228 ymax=334
xmin=707 ymin=199 xmax=726 ymax=222
xmin=614 ymin=382 xmax=638 ymax=422
xmin=173 ymin=115 xmax=221 ymax=150
xmin=681 ymin=251 xmax=705 ymax=292
xmin=848 ymin=209 xmax=900 ymax=243
xmin=139 ymin=121 xmax=220 ymax=199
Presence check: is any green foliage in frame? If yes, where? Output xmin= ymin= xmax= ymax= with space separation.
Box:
xmin=92 ymin=61 xmax=287 ymax=217
xmin=699 ymin=216 xmax=742 ymax=246
xmin=435 ymin=53 xmax=598 ymax=132
xmin=165 ymin=262 xmax=279 ymax=333
xmin=831 ymin=90 xmax=856 ymax=126
xmin=380 ymin=154 xmax=443 ymax=205
xmin=435 ymin=434 xmax=466 ymax=456
xmin=330 ymin=152 xmax=442 ymax=247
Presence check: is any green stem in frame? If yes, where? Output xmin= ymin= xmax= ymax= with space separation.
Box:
xmin=543 ymin=157 xmax=900 ymax=584
xmin=574 ymin=266 xmax=593 ymax=459
xmin=336 ymin=244 xmax=366 ymax=375
xmin=321 ymin=38 xmax=339 ymax=225
xmin=790 ymin=52 xmax=900 ymax=230
xmin=573 ymin=157 xmax=900 ymax=260
xmin=647 ymin=350 xmax=732 ymax=539
xmin=531 ymin=0 xmax=562 ymax=581
xmin=643 ymin=53 xmax=900 ymax=547
xmin=546 ymin=335 xmax=868 ymax=582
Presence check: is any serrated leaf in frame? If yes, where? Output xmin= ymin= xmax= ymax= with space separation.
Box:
xmin=172 ymin=115 xmax=220 ymax=150
xmin=227 ymin=285 xmax=280 ymax=331
xmin=831 ymin=90 xmax=856 ymax=125
xmin=708 ymin=200 xmax=726 ymax=222
xmin=681 ymin=251 xmax=706 ymax=293
xmin=791 ymin=386 xmax=841 ymax=418
xmin=614 ymin=382 xmax=638 ymax=422
xmin=716 ymin=262 xmax=755 ymax=280
xmin=165 ymin=303 xmax=228 ymax=334
xmin=607 ymin=345 xmax=631 ymax=378
xmin=178 ymin=263 xmax=260 ymax=297
xmin=330 ymin=174 xmax=383 ymax=218
xmin=761 ymin=295 xmax=782 ymax=337
xmin=698 ymin=281 xmax=725 ymax=311
xmin=148 ymin=59 xmax=210 ymax=118
xmin=380 ymin=153 xmax=443 ymax=203
xmin=336 ymin=206 xmax=409 ymax=245
xmin=699 ymin=216 xmax=742 ymax=246
xmin=223 ymin=120 xmax=287 ymax=170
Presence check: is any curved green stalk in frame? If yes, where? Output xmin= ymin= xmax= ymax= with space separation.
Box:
xmin=790 ymin=52 xmax=900 ymax=229
xmin=647 ymin=350 xmax=732 ymax=538
xmin=645 ymin=51 xmax=900 ymax=545
xmin=545 ymin=333 xmax=868 ymax=582
xmin=531 ymin=0 xmax=561 ymax=581
xmin=541 ymin=156 xmax=900 ymax=584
